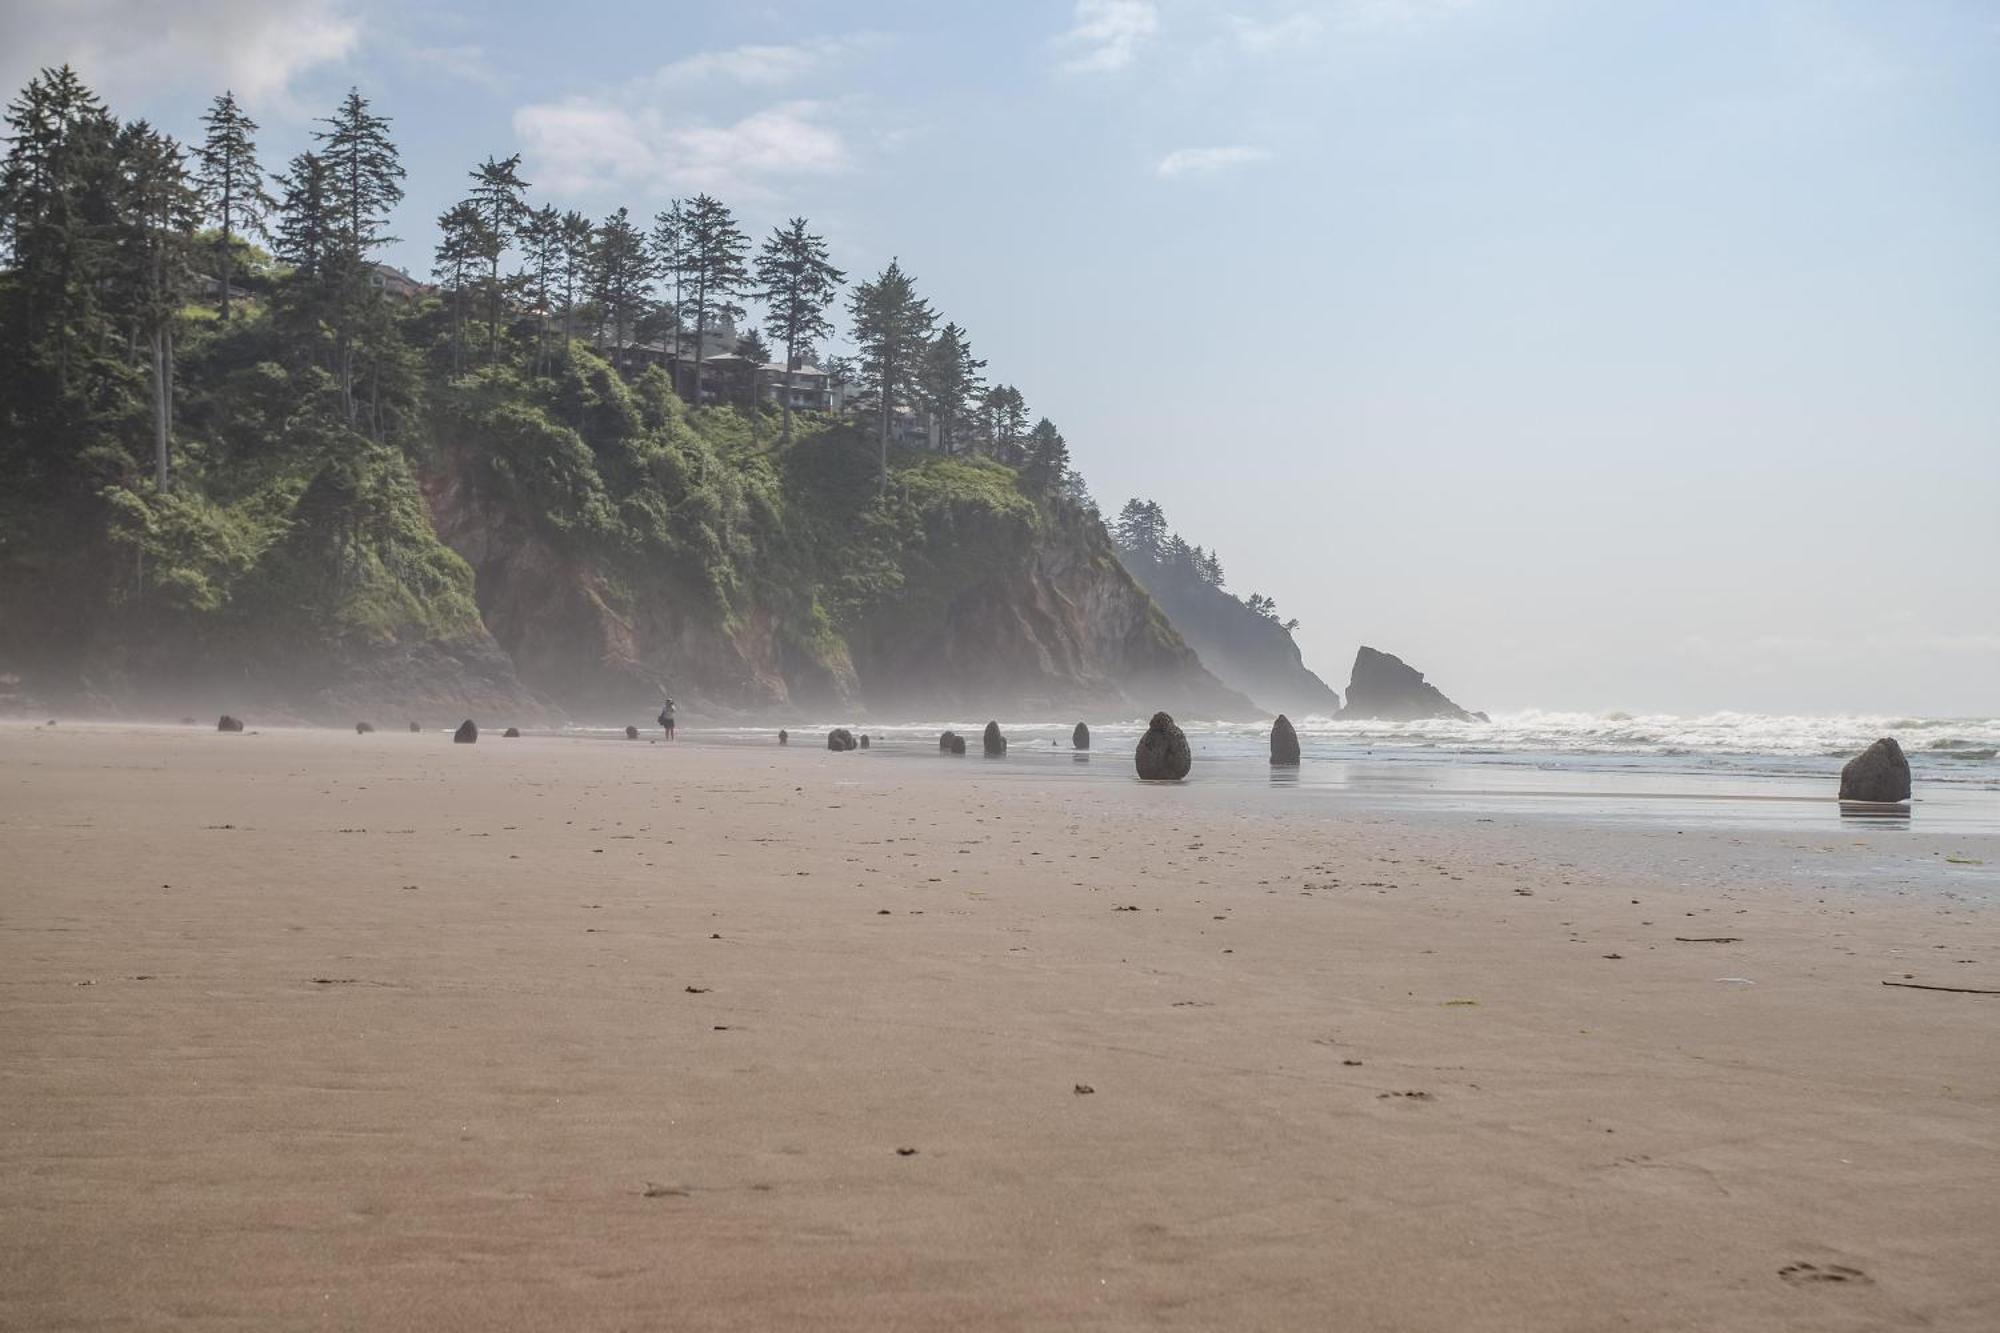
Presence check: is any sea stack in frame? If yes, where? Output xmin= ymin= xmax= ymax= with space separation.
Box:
xmin=1073 ymin=722 xmax=1091 ymax=750
xmin=1336 ymin=647 xmax=1482 ymax=722
xmin=355 ymin=721 xmax=374 ymax=735
xmin=1839 ymin=737 xmax=1911 ymax=803
xmin=217 ymin=715 xmax=244 ymax=733
xmin=859 ymin=734 xmax=871 ymax=750
xmin=939 ymin=730 xmax=957 ymax=752
xmin=983 ymin=721 xmax=1006 ymax=757
xmin=1270 ymin=714 xmax=1300 ymax=766
xmin=453 ymin=720 xmax=478 ymax=744
xmin=827 ymin=728 xmax=857 ymax=752
xmin=778 ymin=729 xmax=789 ymax=745
xmin=1135 ymin=711 xmax=1192 ymax=782
xmin=625 ymin=725 xmax=639 ymax=740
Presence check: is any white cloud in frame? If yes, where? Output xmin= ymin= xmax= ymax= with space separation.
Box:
xmin=1228 ymin=11 xmax=1326 ymax=54
xmin=0 ymin=0 xmax=358 ymax=111
xmin=514 ymin=98 xmax=849 ymax=201
xmin=1335 ymin=0 xmax=1481 ymax=38
xmin=1156 ymin=145 xmax=1274 ymax=178
xmin=651 ymin=34 xmax=883 ymax=89
xmin=1058 ymin=0 xmax=1159 ymax=74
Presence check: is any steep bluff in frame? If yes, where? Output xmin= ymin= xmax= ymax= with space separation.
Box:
xmin=1115 ymin=551 xmax=1341 ymax=716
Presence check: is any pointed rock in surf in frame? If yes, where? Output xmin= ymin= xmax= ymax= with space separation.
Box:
xmin=217 ymin=715 xmax=244 ymax=733
xmin=859 ymin=734 xmax=870 ymax=750
xmin=983 ymin=721 xmax=1007 ymax=757
xmin=1839 ymin=737 xmax=1911 ymax=803
xmin=939 ymin=730 xmax=957 ymax=752
xmin=453 ymin=720 xmax=478 ymax=744
xmin=1135 ymin=711 xmax=1192 ymax=782
xmin=778 ymin=729 xmax=789 ymax=746
xmin=1073 ymin=722 xmax=1091 ymax=751
xmin=1270 ymin=714 xmax=1300 ymax=766
xmin=1336 ymin=646 xmax=1480 ymax=722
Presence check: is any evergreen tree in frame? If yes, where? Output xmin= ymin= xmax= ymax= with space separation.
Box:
xmin=1021 ymin=417 xmax=1070 ymax=495
xmin=432 ymin=200 xmax=491 ymax=374
xmin=916 ymin=321 xmax=986 ymax=454
xmin=111 ymin=121 xmax=198 ymax=490
xmin=555 ymin=209 xmax=592 ymax=365
xmin=519 ymin=203 xmax=561 ymax=375
xmin=846 ymin=258 xmax=935 ymax=490
xmin=193 ymin=90 xmax=273 ymax=321
xmin=753 ymin=217 xmax=843 ymax=443
xmin=649 ymin=199 xmax=685 ymax=360
xmin=464 ymin=153 xmax=527 ymax=362
xmin=311 ymin=89 xmax=404 ymax=431
xmin=273 ymin=151 xmax=333 ymax=279
xmin=675 ymin=194 xmax=748 ymax=407
xmin=0 ymin=65 xmax=120 ymax=399
xmin=590 ymin=206 xmax=649 ymax=360
xmin=1113 ymin=499 xmax=1169 ymax=560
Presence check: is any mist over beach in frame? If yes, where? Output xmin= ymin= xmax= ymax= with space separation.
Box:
xmin=2 ymin=1 xmax=1997 ymax=1330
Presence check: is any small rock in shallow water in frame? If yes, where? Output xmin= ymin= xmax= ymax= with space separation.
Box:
xmin=1839 ymin=736 xmax=1911 ymax=803
xmin=1135 ymin=712 xmax=1191 ymax=781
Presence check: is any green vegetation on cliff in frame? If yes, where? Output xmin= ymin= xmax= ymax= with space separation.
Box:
xmin=0 ymin=66 xmax=1241 ymax=718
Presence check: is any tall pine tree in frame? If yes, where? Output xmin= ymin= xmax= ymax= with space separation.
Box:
xmin=464 ymin=153 xmax=527 ymax=363
xmin=674 ymin=194 xmax=747 ymax=407
xmin=846 ymin=258 xmax=934 ymax=491
xmin=193 ymin=91 xmax=273 ymax=321
xmin=752 ymin=216 xmax=843 ymax=443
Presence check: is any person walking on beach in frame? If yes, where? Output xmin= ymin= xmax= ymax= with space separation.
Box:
xmin=657 ymin=696 xmax=676 ymax=740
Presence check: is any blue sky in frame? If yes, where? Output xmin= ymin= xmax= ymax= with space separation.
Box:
xmin=5 ymin=1 xmax=1996 ymax=714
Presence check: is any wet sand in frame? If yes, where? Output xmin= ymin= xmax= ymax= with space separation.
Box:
xmin=2 ymin=723 xmax=1996 ymax=1330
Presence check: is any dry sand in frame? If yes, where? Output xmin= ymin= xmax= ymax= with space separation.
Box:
xmin=1 ymin=723 xmax=1995 ymax=1330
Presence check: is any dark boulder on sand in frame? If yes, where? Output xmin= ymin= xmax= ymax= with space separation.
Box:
xmin=1135 ymin=711 xmax=1192 ymax=781
xmin=1270 ymin=714 xmax=1300 ymax=766
xmin=217 ymin=715 xmax=244 ymax=733
xmin=983 ymin=721 xmax=1007 ymax=757
xmin=1073 ymin=722 xmax=1091 ymax=751
xmin=503 ymin=727 xmax=520 ymax=738
xmin=827 ymin=728 xmax=857 ymax=752
xmin=355 ymin=721 xmax=375 ymax=735
xmin=625 ymin=725 xmax=639 ymax=740
xmin=1840 ymin=737 xmax=1911 ymax=803
xmin=454 ymin=720 xmax=478 ymax=744
xmin=408 ymin=721 xmax=421 ymax=733
xmin=1337 ymin=646 xmax=1480 ymax=722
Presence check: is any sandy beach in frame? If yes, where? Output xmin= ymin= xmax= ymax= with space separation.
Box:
xmin=1 ymin=723 xmax=1995 ymax=1331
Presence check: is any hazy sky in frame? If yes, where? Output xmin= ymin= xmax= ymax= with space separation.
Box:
xmin=5 ymin=0 xmax=1995 ymax=715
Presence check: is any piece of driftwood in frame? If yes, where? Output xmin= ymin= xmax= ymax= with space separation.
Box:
xmin=1674 ymin=936 xmax=1742 ymax=943
xmin=1881 ymin=981 xmax=2000 ymax=995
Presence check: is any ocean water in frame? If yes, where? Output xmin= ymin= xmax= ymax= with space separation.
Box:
xmin=654 ymin=711 xmax=2000 ymax=836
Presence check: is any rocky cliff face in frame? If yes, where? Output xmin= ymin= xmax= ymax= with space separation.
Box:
xmin=846 ymin=501 xmax=1251 ymax=717
xmin=1337 ymin=646 xmax=1483 ymax=722
xmin=423 ymin=443 xmax=1248 ymax=722
xmin=1117 ymin=553 xmax=1341 ymax=716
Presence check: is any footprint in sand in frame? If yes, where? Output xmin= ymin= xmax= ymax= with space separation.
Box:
xmin=1779 ymin=1262 xmax=1871 ymax=1287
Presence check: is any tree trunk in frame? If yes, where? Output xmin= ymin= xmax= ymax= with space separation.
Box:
xmin=877 ymin=368 xmax=890 ymax=496
xmin=152 ymin=329 xmax=169 ymax=492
